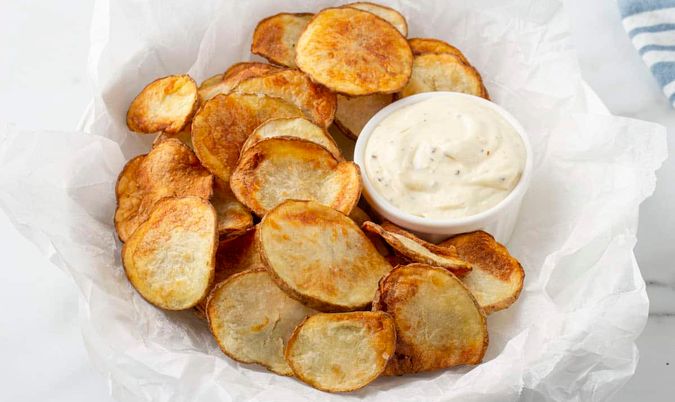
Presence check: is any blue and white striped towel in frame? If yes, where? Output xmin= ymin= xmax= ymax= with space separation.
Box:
xmin=619 ymin=0 xmax=675 ymax=106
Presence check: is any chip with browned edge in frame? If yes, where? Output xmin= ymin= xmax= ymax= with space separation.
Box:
xmin=408 ymin=37 xmax=469 ymax=64
xmin=258 ymin=200 xmax=391 ymax=311
xmin=122 ymin=197 xmax=217 ymax=310
xmin=191 ymin=93 xmax=303 ymax=182
xmin=211 ymin=179 xmax=253 ymax=236
xmin=345 ymin=2 xmax=408 ymax=36
xmin=207 ymin=268 xmax=316 ymax=375
xmin=334 ymin=93 xmax=393 ymax=139
xmin=439 ymin=231 xmax=524 ymax=314
xmin=251 ymin=13 xmax=313 ymax=68
xmin=242 ymin=117 xmax=342 ymax=160
xmin=295 ymin=7 xmax=412 ymax=96
xmin=285 ymin=311 xmax=396 ymax=392
xmin=373 ymin=263 xmax=488 ymax=375
xmin=398 ymin=53 xmax=489 ymax=99
xmin=234 ymin=69 xmax=336 ymax=128
xmin=230 ymin=138 xmax=361 ymax=217
xmin=362 ymin=221 xmax=471 ymax=274
xmin=127 ymin=75 xmax=198 ymax=134
xmin=114 ymin=138 xmax=213 ymax=242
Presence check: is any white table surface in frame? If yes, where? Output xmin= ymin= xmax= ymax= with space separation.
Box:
xmin=0 ymin=0 xmax=673 ymax=400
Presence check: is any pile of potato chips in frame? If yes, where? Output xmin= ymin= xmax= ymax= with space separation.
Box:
xmin=115 ymin=2 xmax=522 ymax=393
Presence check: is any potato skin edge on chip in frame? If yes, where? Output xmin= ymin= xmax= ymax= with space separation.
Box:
xmin=284 ymin=311 xmax=396 ymax=392
xmin=251 ymin=12 xmax=314 ymax=68
xmin=126 ymin=74 xmax=199 ymax=134
xmin=122 ymin=196 xmax=217 ymax=311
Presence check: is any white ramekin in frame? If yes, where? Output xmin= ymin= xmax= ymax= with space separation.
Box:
xmin=353 ymin=92 xmax=533 ymax=244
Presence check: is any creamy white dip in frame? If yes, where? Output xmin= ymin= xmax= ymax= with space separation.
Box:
xmin=364 ymin=96 xmax=525 ymax=219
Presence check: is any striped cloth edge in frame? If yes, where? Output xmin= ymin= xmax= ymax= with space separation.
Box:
xmin=619 ymin=0 xmax=675 ymax=107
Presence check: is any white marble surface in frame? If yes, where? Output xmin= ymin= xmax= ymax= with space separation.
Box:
xmin=0 ymin=0 xmax=672 ymax=400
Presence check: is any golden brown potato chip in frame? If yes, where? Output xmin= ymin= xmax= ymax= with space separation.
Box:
xmin=242 ymin=117 xmax=341 ymax=160
xmin=295 ymin=7 xmax=413 ymax=96
xmin=211 ymin=179 xmax=253 ymax=236
xmin=207 ymin=268 xmax=316 ymax=375
xmin=251 ymin=13 xmax=313 ymax=68
xmin=152 ymin=126 xmax=193 ymax=149
xmin=191 ymin=93 xmax=303 ymax=182
xmin=334 ymin=93 xmax=393 ymax=139
xmin=398 ymin=53 xmax=489 ymax=99
xmin=122 ymin=197 xmax=217 ymax=310
xmin=197 ymin=63 xmax=283 ymax=105
xmin=373 ymin=263 xmax=488 ymax=375
xmin=233 ymin=69 xmax=336 ymax=128
xmin=362 ymin=221 xmax=472 ymax=274
xmin=258 ymin=200 xmax=392 ymax=311
xmin=439 ymin=231 xmax=524 ymax=313
xmin=230 ymin=138 xmax=361 ymax=216
xmin=345 ymin=2 xmax=408 ymax=36
xmin=194 ymin=227 xmax=261 ymax=319
xmin=285 ymin=311 xmax=396 ymax=392
xmin=114 ymin=139 xmax=213 ymax=242
xmin=408 ymin=37 xmax=469 ymax=64
xmin=127 ymin=75 xmax=198 ymax=134
xmin=348 ymin=205 xmax=371 ymax=227
xmin=197 ymin=73 xmax=226 ymax=103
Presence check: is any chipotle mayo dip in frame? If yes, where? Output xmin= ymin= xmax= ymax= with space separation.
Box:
xmin=363 ymin=96 xmax=526 ymax=219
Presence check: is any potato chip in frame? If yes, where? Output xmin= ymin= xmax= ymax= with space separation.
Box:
xmin=334 ymin=93 xmax=393 ymax=139
xmin=345 ymin=2 xmax=408 ymax=36
xmin=439 ymin=231 xmax=524 ymax=313
xmin=397 ymin=53 xmax=489 ymax=99
xmin=207 ymin=268 xmax=316 ymax=375
xmin=194 ymin=227 xmax=261 ymax=319
xmin=295 ymin=7 xmax=413 ymax=95
xmin=114 ymin=138 xmax=213 ymax=242
xmin=197 ymin=73 xmax=226 ymax=103
xmin=408 ymin=37 xmax=469 ymax=64
xmin=251 ymin=13 xmax=313 ymax=68
xmin=127 ymin=74 xmax=198 ymax=134
xmin=197 ymin=63 xmax=282 ymax=105
xmin=258 ymin=200 xmax=392 ymax=311
xmin=211 ymin=179 xmax=253 ymax=236
xmin=373 ymin=263 xmax=488 ymax=375
xmin=233 ymin=69 xmax=336 ymax=128
xmin=348 ymin=205 xmax=371 ymax=227
xmin=191 ymin=93 xmax=303 ymax=182
xmin=230 ymin=138 xmax=361 ymax=216
xmin=242 ymin=117 xmax=342 ymax=160
xmin=122 ymin=197 xmax=217 ymax=310
xmin=285 ymin=311 xmax=396 ymax=392
xmin=362 ymin=221 xmax=472 ymax=274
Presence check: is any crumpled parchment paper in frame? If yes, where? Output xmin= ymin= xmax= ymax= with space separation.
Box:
xmin=0 ymin=0 xmax=668 ymax=401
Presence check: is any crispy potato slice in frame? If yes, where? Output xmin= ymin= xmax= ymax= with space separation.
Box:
xmin=439 ymin=231 xmax=524 ymax=313
xmin=194 ymin=227 xmax=261 ymax=319
xmin=211 ymin=179 xmax=253 ymax=236
xmin=348 ymin=205 xmax=371 ymax=227
xmin=197 ymin=63 xmax=283 ymax=105
xmin=114 ymin=139 xmax=213 ymax=242
xmin=373 ymin=263 xmax=488 ymax=375
xmin=258 ymin=200 xmax=392 ymax=311
xmin=207 ymin=268 xmax=316 ymax=375
xmin=122 ymin=197 xmax=217 ymax=310
xmin=153 ymin=126 xmax=193 ymax=149
xmin=295 ymin=8 xmax=413 ymax=96
xmin=345 ymin=2 xmax=408 ymax=36
xmin=230 ymin=138 xmax=361 ymax=216
xmin=251 ymin=13 xmax=313 ymax=68
xmin=398 ymin=53 xmax=489 ymax=99
xmin=362 ymin=221 xmax=471 ymax=274
xmin=334 ymin=93 xmax=393 ymax=139
xmin=197 ymin=73 xmax=226 ymax=103
xmin=233 ymin=69 xmax=336 ymax=128
xmin=285 ymin=311 xmax=396 ymax=392
xmin=127 ymin=75 xmax=198 ymax=134
xmin=242 ymin=117 xmax=341 ymax=160
xmin=191 ymin=93 xmax=303 ymax=182
xmin=408 ymin=37 xmax=469 ymax=64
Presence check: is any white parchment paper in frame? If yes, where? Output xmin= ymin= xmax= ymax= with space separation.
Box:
xmin=0 ymin=0 xmax=668 ymax=401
